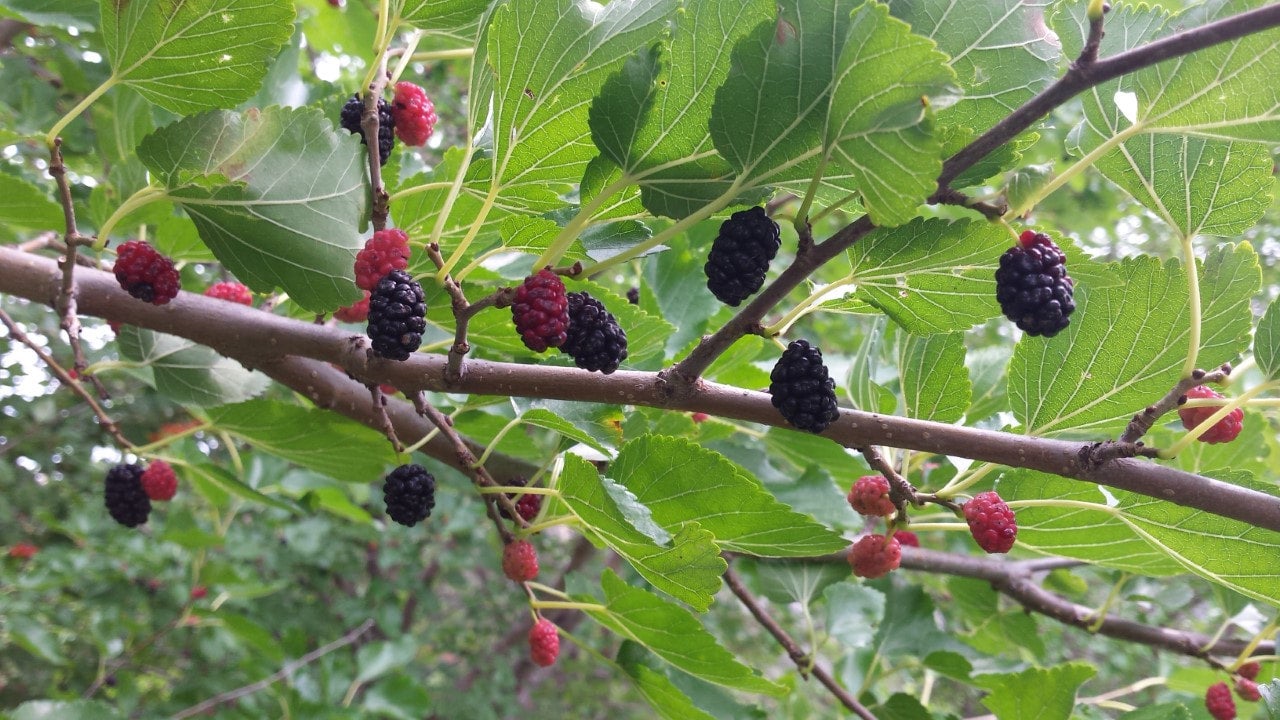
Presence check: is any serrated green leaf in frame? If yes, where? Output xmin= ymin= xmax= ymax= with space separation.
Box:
xmin=138 ymin=107 xmax=367 ymax=311
xmin=1001 ymin=469 xmax=1183 ymax=574
xmin=871 ymin=693 xmax=933 ymax=720
xmin=1255 ymin=297 xmax=1280 ymax=380
xmin=474 ymin=0 xmax=675 ymax=210
xmin=824 ymin=2 xmax=956 ymax=225
xmin=93 ymin=84 xmax=154 ymax=166
xmin=618 ymin=661 xmax=716 ymax=720
xmin=9 ymin=619 xmax=67 ymax=665
xmin=1009 ymin=257 xmax=1189 ymax=436
xmin=738 ymin=557 xmax=849 ymax=606
xmin=591 ymin=0 xmax=769 ymax=219
xmin=186 ymin=463 xmax=298 ymax=513
xmin=872 ymin=582 xmax=965 ymax=658
xmin=395 ymin=0 xmax=488 ymax=31
xmin=967 ymin=345 xmax=1011 ymax=422
xmin=825 ymin=582 xmax=886 ymax=649
xmin=356 ymin=636 xmax=419 ymax=684
xmin=585 ymin=570 xmax=786 ymax=696
xmin=975 ymin=662 xmax=1095 ymax=720
xmin=847 ymin=218 xmax=1008 ymax=334
xmin=521 ymin=408 xmax=613 ymax=457
xmin=558 ymin=454 xmax=724 ymax=610
xmin=1058 ymin=2 xmax=1277 ymax=236
xmin=891 ymin=0 xmax=1058 ymax=136
xmin=899 ymin=332 xmax=969 ymax=422
xmin=116 ymin=326 xmax=271 ymax=407
xmin=1118 ymin=704 xmax=1192 ymax=720
xmin=9 ymin=700 xmax=123 ymax=720
xmin=1199 ymin=241 xmax=1261 ymax=369
xmin=218 ymin=612 xmax=283 ymax=662
xmin=101 ymin=0 xmax=294 ymax=115
xmin=2 ymin=0 xmax=97 ymax=30
xmin=610 ymin=435 xmax=847 ymax=557
xmin=948 ymin=577 xmax=1044 ymax=658
xmin=206 ymin=400 xmax=397 ymax=483
xmin=0 ymin=174 xmax=63 ymax=230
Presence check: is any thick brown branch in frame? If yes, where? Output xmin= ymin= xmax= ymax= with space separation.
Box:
xmin=725 ymin=565 xmax=877 ymax=719
xmin=2 ymin=246 xmax=1279 ymax=533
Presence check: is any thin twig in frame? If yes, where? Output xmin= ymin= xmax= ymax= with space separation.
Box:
xmin=859 ymin=446 xmax=916 ymax=517
xmin=927 ymin=186 xmax=1008 ymax=220
xmin=724 ymin=565 xmax=878 ymax=719
xmin=368 ymin=384 xmax=404 ymax=453
xmin=1120 ymin=366 xmax=1231 ymax=443
xmin=426 ymin=242 xmax=475 ymax=383
xmin=362 ymin=59 xmax=392 ymax=231
xmin=0 ymin=308 xmax=133 ymax=449
xmin=171 ymin=619 xmax=374 ymax=719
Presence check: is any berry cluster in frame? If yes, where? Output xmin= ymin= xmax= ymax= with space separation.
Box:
xmin=963 ymin=491 xmax=1017 ymax=553
xmin=204 ymin=281 xmax=253 ymax=305
xmin=847 ymin=475 xmax=895 ymax=517
xmin=355 ymin=229 xmax=412 ymax=292
xmin=1206 ymin=681 xmax=1236 ymax=720
xmin=104 ymin=464 xmax=152 ymax=528
xmin=704 ymin=206 xmax=781 ymax=306
xmin=769 ymin=339 xmax=839 ymax=434
xmin=561 ymin=291 xmax=628 ymax=374
xmin=114 ymin=241 xmax=181 ymax=305
xmin=848 ymin=534 xmax=901 ymax=579
xmin=995 ymin=230 xmax=1075 ymax=337
xmin=340 ymin=94 xmax=395 ymax=166
xmin=498 ymin=477 xmax=543 ymax=523
xmin=335 ymin=291 xmax=371 ymax=323
xmin=512 ymin=270 xmax=569 ymax=352
xmin=501 ymin=539 xmax=539 ymax=583
xmin=391 ymin=82 xmax=438 ymax=146
xmin=140 ymin=460 xmax=178 ymax=501
xmin=528 ymin=618 xmax=560 ymax=667
xmin=1178 ymin=385 xmax=1244 ymax=444
xmin=367 ymin=270 xmax=427 ymax=361
xmin=383 ymin=464 xmax=436 ymax=526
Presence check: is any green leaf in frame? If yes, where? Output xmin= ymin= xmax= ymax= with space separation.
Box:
xmin=585 ymin=570 xmax=787 ymax=696
xmin=591 ymin=0 xmax=769 ymax=219
xmin=520 ymin=408 xmax=613 ymax=456
xmin=737 ymin=557 xmax=849 ymax=606
xmin=1001 ymin=469 xmax=1183 ymax=574
xmin=2 ymin=0 xmax=98 ymax=30
xmin=206 ymin=400 xmax=397 ymax=483
xmin=186 ymin=463 xmax=298 ymax=514
xmin=1058 ymin=2 xmax=1277 ymax=236
xmin=356 ymin=636 xmax=419 ymax=683
xmin=138 ymin=106 xmax=367 ymax=312
xmin=558 ymin=454 xmax=725 ymax=610
xmin=361 ymin=673 xmax=432 ymax=720
xmin=617 ymin=656 xmax=716 ymax=720
xmin=116 ymin=326 xmax=271 ymax=407
xmin=8 ymin=619 xmax=67 ymax=665
xmin=395 ymin=0 xmax=489 ymax=31
xmin=871 ymin=693 xmax=933 ymax=720
xmin=947 ymin=577 xmax=1043 ymax=658
xmin=101 ymin=0 xmax=295 ymax=115
xmin=92 ymin=85 xmax=154 ymax=167
xmin=824 ymin=582 xmax=886 ymax=650
xmin=871 ymin=582 xmax=965 ymax=659
xmin=899 ymin=332 xmax=969 ymax=422
xmin=1198 ymin=242 xmax=1261 ymax=369
xmin=1262 ymin=680 xmax=1280 ymax=717
xmin=218 ymin=612 xmax=283 ymax=662
xmin=823 ymin=2 xmax=956 ymax=225
xmin=975 ymin=662 xmax=1096 ymax=720
xmin=1255 ymin=297 xmax=1280 ymax=381
xmin=609 ymin=435 xmax=847 ymax=557
xmin=891 ymin=0 xmax=1058 ymax=136
xmin=1009 ymin=256 xmax=1189 ymax=436
xmin=847 ymin=218 xmax=1008 ymax=334
xmin=9 ymin=701 xmax=122 ymax=720
xmin=475 ymin=0 xmax=675 ymax=209
xmin=0 ymin=174 xmax=63 ymax=230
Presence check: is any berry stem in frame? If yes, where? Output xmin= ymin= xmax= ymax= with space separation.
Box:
xmin=934 ymin=462 xmax=997 ymax=499
xmin=478 ymin=485 xmax=557 ymax=496
xmin=94 ymin=185 xmax=169 ymax=250
xmin=1230 ymin=618 xmax=1277 ymax=670
xmin=762 ymin=272 xmax=856 ymax=337
xmin=1084 ymin=573 xmax=1131 ymax=633
xmin=793 ymin=153 xmax=832 ymax=231
xmin=535 ymin=172 xmax=636 ymax=269
xmin=385 ymin=181 xmax=457 ymax=203
xmin=410 ymin=48 xmax=475 ymax=62
xmin=524 ymin=581 xmax=571 ymax=599
xmin=999 ymin=123 xmax=1144 ymax=222
xmin=529 ymin=600 xmax=605 ymax=612
xmin=898 ymin=522 xmax=967 ymax=532
xmin=1161 ymin=381 xmax=1277 ymax=458
xmin=580 ymin=176 xmax=748 ymax=278
xmin=129 ymin=425 xmax=209 ymax=455
xmin=359 ymin=0 xmax=396 ymax=93
xmin=437 ymin=173 xmax=497 ymax=280
xmin=388 ymin=29 xmax=422 ymax=85
xmin=1006 ymin=498 xmax=1119 ymax=516
xmin=1180 ymin=232 xmax=1202 ymax=379
xmin=45 ymin=75 xmax=119 ymax=148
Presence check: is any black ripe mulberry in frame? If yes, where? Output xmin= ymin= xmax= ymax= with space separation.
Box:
xmin=770 ymin=339 xmax=839 ymax=433
xmin=104 ymin=464 xmax=152 ymax=528
xmin=561 ymin=291 xmax=628 ymax=374
xmin=383 ymin=464 xmax=436 ymax=526
xmin=995 ymin=230 xmax=1075 ymax=337
xmin=340 ymin=94 xmax=396 ymax=166
xmin=512 ymin=270 xmax=569 ymax=352
xmin=705 ymin=206 xmax=781 ymax=306
xmin=367 ymin=270 xmax=426 ymax=361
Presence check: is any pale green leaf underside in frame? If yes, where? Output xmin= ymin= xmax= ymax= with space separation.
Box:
xmin=139 ymin=107 xmax=367 ymax=312
xmin=395 ymin=0 xmax=489 ymax=31
xmin=0 ymin=174 xmax=63 ymax=230
xmin=101 ymin=0 xmax=294 ymax=115
xmin=522 ymin=408 xmax=613 ymax=457
xmin=206 ymin=400 xmax=397 ymax=484
xmin=899 ymin=332 xmax=970 ymax=423
xmin=1197 ymin=242 xmax=1260 ymax=369
xmin=558 ymin=454 xmax=724 ymax=611
xmin=116 ymin=326 xmax=270 ymax=407
xmin=476 ymin=0 xmax=675 ymax=207
xmin=1255 ymin=297 xmax=1280 ymax=380
xmin=586 ymin=570 xmax=787 ymax=696
xmin=977 ymin=663 xmax=1096 ymax=720
xmin=847 ymin=218 xmax=1007 ymax=334
xmin=892 ymin=0 xmax=1059 ymax=136
xmin=618 ymin=661 xmax=716 ymax=720
xmin=1010 ymin=257 xmax=1190 ymax=436
xmin=609 ymin=435 xmax=848 ymax=557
